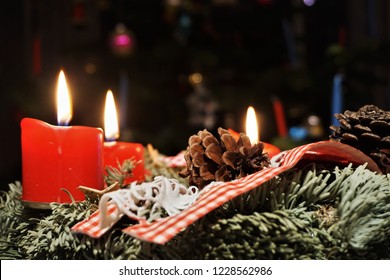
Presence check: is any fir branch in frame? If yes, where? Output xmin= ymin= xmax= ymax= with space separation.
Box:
xmin=144 ymin=145 xmax=188 ymax=185
xmin=17 ymin=201 xmax=94 ymax=259
xmin=160 ymin=208 xmax=337 ymax=260
xmin=0 ymin=216 xmax=23 ymax=259
xmin=329 ymin=165 xmax=390 ymax=253
xmin=221 ymin=163 xmax=341 ymax=216
xmin=105 ymin=158 xmax=138 ymax=187
xmin=77 ymin=230 xmax=143 ymax=260
xmin=0 ymin=182 xmax=24 ymax=259
xmin=0 ymin=181 xmax=24 ymax=217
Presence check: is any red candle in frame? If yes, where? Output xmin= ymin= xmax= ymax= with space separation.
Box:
xmin=246 ymin=106 xmax=281 ymax=158
xmin=103 ymin=90 xmax=145 ymax=184
xmin=262 ymin=142 xmax=281 ymax=159
xmin=21 ymin=71 xmax=104 ymax=208
xmin=272 ymin=96 xmax=288 ymax=137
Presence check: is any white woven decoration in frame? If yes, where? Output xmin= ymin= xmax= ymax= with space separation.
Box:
xmin=99 ymin=176 xmax=200 ymax=228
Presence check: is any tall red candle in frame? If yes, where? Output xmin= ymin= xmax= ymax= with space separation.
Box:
xmin=272 ymin=96 xmax=288 ymax=137
xmin=103 ymin=90 xmax=145 ymax=184
xmin=21 ymin=71 xmax=104 ymax=208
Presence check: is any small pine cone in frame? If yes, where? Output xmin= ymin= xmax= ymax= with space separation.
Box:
xmin=330 ymin=104 xmax=390 ymax=173
xmin=179 ymin=127 xmax=270 ymax=188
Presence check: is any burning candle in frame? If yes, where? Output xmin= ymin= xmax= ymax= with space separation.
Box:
xmin=103 ymin=90 xmax=145 ymax=184
xmin=21 ymin=70 xmax=104 ymax=208
xmin=246 ymin=106 xmax=281 ymax=158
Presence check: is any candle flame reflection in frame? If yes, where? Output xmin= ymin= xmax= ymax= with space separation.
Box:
xmin=246 ymin=106 xmax=259 ymax=145
xmin=104 ymin=90 xmax=120 ymax=141
xmin=57 ymin=70 xmax=72 ymax=125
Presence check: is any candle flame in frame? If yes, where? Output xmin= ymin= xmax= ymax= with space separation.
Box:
xmin=104 ymin=90 xmax=120 ymax=141
xmin=246 ymin=106 xmax=259 ymax=145
xmin=56 ymin=70 xmax=72 ymax=125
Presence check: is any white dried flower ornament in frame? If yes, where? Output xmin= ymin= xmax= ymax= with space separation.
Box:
xmin=99 ymin=176 xmax=200 ymax=228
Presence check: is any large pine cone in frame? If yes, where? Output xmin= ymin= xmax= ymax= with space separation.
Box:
xmin=179 ymin=127 xmax=270 ymax=188
xmin=330 ymin=104 xmax=390 ymax=173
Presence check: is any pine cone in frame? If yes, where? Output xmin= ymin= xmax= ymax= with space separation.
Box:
xmin=179 ymin=127 xmax=270 ymax=188
xmin=330 ymin=105 xmax=390 ymax=173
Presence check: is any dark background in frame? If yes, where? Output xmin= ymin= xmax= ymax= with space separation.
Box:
xmin=1 ymin=0 xmax=390 ymax=188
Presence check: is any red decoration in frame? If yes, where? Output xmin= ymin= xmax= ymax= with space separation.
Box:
xmin=263 ymin=142 xmax=281 ymax=159
xmin=71 ymin=0 xmax=86 ymax=26
xmin=21 ymin=118 xmax=104 ymax=206
xmin=104 ymin=142 xmax=145 ymax=184
xmin=272 ymin=97 xmax=288 ymax=137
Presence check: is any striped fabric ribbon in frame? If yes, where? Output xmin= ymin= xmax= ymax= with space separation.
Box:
xmin=72 ymin=141 xmax=380 ymax=244
xmin=162 ymin=150 xmax=186 ymax=168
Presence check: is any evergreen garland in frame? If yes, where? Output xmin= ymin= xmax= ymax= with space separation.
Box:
xmin=0 ymin=182 xmax=24 ymax=259
xmin=0 ymin=162 xmax=389 ymax=260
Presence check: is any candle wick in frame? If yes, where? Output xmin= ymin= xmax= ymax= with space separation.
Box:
xmin=105 ymin=137 xmax=117 ymax=143
xmin=58 ymin=121 xmax=69 ymax=126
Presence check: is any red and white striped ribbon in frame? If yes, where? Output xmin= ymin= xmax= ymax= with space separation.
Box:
xmin=162 ymin=151 xmax=186 ymax=168
xmin=72 ymin=141 xmax=380 ymax=244
xmin=72 ymin=203 xmax=119 ymax=238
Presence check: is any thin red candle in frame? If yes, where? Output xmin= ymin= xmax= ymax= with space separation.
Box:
xmin=272 ymin=97 xmax=288 ymax=137
xmin=21 ymin=71 xmax=104 ymax=208
xmin=103 ymin=90 xmax=145 ymax=185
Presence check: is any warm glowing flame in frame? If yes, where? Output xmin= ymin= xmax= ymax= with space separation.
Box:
xmin=246 ymin=106 xmax=259 ymax=145
xmin=104 ymin=90 xmax=120 ymax=141
xmin=56 ymin=70 xmax=72 ymax=125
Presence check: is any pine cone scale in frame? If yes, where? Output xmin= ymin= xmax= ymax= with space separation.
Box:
xmin=200 ymin=166 xmax=215 ymax=180
xmin=238 ymin=133 xmax=252 ymax=149
xmin=220 ymin=133 xmax=239 ymax=152
xmin=199 ymin=129 xmax=214 ymax=141
xmin=202 ymin=135 xmax=219 ymax=147
xmin=381 ymin=136 xmax=390 ymax=148
xmin=222 ymin=151 xmax=239 ymax=168
xmin=189 ymin=144 xmax=203 ymax=157
xmin=189 ymin=135 xmax=202 ymax=146
xmin=205 ymin=144 xmax=223 ymax=165
xmin=370 ymin=120 xmax=390 ymax=136
xmin=215 ymin=165 xmax=232 ymax=182
xmin=354 ymin=124 xmax=371 ymax=134
xmin=339 ymin=119 xmax=352 ymax=130
xmin=192 ymin=152 xmax=206 ymax=167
